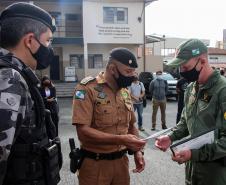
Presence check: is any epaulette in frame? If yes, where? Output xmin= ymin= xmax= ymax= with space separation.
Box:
xmin=80 ymin=76 xmax=95 ymax=85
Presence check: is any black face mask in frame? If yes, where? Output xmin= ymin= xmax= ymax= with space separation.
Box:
xmin=180 ymin=60 xmax=202 ymax=82
xmin=30 ymin=38 xmax=54 ymax=70
xmin=114 ymin=68 xmax=135 ymax=88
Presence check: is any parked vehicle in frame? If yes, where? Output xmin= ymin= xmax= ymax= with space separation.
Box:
xmin=153 ymin=72 xmax=178 ymax=100
xmin=138 ymin=72 xmax=154 ymax=99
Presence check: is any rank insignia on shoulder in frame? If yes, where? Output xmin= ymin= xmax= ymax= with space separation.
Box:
xmin=224 ymin=112 xmax=226 ymax=120
xmin=74 ymin=90 xmax=86 ymax=100
xmin=80 ymin=76 xmax=95 ymax=85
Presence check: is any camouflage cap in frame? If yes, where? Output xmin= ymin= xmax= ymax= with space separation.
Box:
xmin=109 ymin=47 xmax=138 ymax=68
xmin=167 ymin=39 xmax=208 ymax=67
xmin=0 ymin=2 xmax=56 ymax=32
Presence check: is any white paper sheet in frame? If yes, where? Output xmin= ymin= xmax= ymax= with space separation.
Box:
xmin=143 ymin=127 xmax=173 ymax=140
xmin=171 ymin=130 xmax=215 ymax=153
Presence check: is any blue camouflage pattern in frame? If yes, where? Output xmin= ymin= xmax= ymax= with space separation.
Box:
xmin=0 ymin=48 xmax=33 ymax=184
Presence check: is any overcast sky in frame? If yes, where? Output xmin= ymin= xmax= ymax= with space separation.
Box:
xmin=145 ymin=0 xmax=226 ymax=46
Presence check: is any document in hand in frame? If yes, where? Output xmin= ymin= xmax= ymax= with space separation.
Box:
xmin=170 ymin=128 xmax=216 ymax=155
xmin=142 ymin=127 xmax=173 ymax=140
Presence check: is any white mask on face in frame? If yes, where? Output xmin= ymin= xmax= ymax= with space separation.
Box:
xmin=156 ymin=74 xmax=162 ymax=79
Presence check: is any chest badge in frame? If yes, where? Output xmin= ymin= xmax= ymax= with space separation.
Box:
xmin=121 ymin=91 xmax=128 ymax=100
xmin=202 ymin=93 xmax=212 ymax=103
xmin=97 ymin=92 xmax=107 ymax=99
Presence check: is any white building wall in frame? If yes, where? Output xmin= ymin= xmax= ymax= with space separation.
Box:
xmin=209 ymin=55 xmax=226 ymax=64
xmin=83 ymin=1 xmax=144 ymax=44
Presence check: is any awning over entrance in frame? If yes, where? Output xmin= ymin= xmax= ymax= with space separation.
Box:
xmin=146 ymin=35 xmax=165 ymax=44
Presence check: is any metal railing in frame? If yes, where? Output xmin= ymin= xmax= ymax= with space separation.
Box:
xmin=53 ymin=19 xmax=83 ymax=37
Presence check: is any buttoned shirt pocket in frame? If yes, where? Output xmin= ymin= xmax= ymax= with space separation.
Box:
xmin=94 ymin=104 xmax=114 ymax=127
xmin=117 ymin=100 xmax=131 ymax=124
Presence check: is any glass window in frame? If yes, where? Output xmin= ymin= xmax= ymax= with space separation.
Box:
xmin=88 ymin=55 xmax=103 ymax=69
xmin=103 ymin=7 xmax=128 ymax=24
xmin=65 ymin=14 xmax=82 ymax=37
xmin=70 ymin=55 xmax=84 ymax=69
xmin=161 ymin=48 xmax=176 ymax=56
xmin=103 ymin=7 xmax=115 ymax=23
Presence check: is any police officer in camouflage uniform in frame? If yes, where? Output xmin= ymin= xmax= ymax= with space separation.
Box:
xmin=155 ymin=39 xmax=226 ymax=185
xmin=0 ymin=2 xmax=61 ymax=185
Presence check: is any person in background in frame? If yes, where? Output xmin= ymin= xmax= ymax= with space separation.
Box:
xmin=176 ymin=77 xmax=189 ymax=124
xmin=39 ymin=75 xmax=59 ymax=135
xmin=220 ymin=67 xmax=225 ymax=77
xmin=149 ymin=70 xmax=168 ymax=130
xmin=129 ymin=74 xmax=145 ymax=131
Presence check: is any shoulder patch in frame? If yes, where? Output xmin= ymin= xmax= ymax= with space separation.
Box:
xmin=74 ymin=90 xmax=86 ymax=100
xmin=80 ymin=76 xmax=95 ymax=85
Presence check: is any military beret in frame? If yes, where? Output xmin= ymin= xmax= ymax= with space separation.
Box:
xmin=110 ymin=47 xmax=138 ymax=68
xmin=0 ymin=2 xmax=56 ymax=32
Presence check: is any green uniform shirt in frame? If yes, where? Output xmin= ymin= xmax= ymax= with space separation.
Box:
xmin=169 ymin=70 xmax=226 ymax=185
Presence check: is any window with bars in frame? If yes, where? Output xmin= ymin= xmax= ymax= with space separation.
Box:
xmin=103 ymin=7 xmax=128 ymax=24
xmin=88 ymin=55 xmax=103 ymax=69
xmin=70 ymin=55 xmax=84 ymax=69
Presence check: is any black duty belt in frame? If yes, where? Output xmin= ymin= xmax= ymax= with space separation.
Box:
xmin=81 ymin=149 xmax=127 ymax=160
xmin=214 ymin=157 xmax=226 ymax=166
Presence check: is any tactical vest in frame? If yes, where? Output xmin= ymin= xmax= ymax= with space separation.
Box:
xmin=0 ymin=54 xmax=62 ymax=185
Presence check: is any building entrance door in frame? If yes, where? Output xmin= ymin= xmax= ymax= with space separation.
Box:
xmin=50 ymin=55 xmax=60 ymax=80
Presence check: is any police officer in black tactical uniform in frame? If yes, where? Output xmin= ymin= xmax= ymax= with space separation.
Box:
xmin=0 ymin=2 xmax=61 ymax=185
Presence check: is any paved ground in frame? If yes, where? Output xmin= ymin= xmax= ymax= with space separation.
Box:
xmin=58 ymin=98 xmax=185 ymax=185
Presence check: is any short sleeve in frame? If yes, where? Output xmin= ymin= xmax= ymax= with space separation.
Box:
xmin=141 ymin=82 xmax=145 ymax=92
xmin=129 ymin=109 xmax=136 ymax=125
xmin=72 ymin=84 xmax=94 ymax=125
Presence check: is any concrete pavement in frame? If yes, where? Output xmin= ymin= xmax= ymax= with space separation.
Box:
xmin=58 ymin=98 xmax=185 ymax=185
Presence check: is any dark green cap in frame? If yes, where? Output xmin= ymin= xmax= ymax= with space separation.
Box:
xmin=167 ymin=39 xmax=208 ymax=67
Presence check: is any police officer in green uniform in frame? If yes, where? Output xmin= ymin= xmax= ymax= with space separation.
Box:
xmin=155 ymin=39 xmax=226 ymax=185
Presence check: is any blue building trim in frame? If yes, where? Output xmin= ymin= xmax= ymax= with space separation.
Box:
xmin=53 ymin=37 xmax=84 ymax=45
